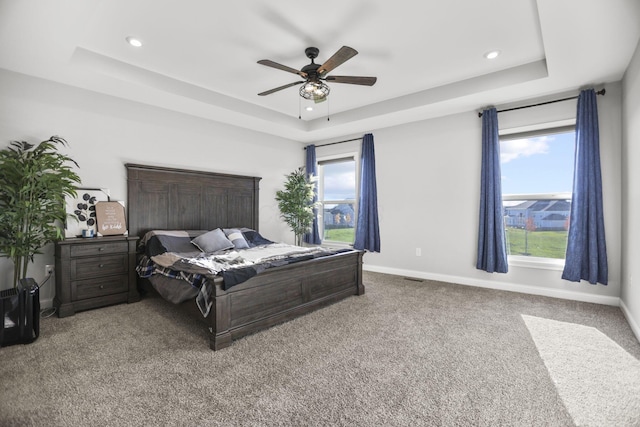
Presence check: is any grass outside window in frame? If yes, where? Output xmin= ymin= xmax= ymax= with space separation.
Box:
xmin=324 ymin=228 xmax=355 ymax=244
xmin=505 ymin=228 xmax=568 ymax=259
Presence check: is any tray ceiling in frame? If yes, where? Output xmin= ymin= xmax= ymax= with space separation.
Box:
xmin=0 ymin=0 xmax=638 ymax=142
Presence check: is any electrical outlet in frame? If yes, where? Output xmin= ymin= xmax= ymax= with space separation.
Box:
xmin=45 ymin=264 xmax=54 ymax=275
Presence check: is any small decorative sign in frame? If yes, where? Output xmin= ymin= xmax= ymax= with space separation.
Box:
xmin=95 ymin=201 xmax=127 ymax=236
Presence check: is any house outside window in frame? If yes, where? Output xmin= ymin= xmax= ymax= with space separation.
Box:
xmin=500 ymin=126 xmax=575 ymax=264
xmin=317 ymin=155 xmax=357 ymax=245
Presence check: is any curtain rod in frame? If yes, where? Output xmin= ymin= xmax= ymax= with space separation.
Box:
xmin=303 ymin=137 xmax=363 ymax=150
xmin=477 ymin=88 xmax=606 ymax=118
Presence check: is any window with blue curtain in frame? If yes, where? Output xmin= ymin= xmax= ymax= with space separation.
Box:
xmin=562 ymin=89 xmax=608 ymax=285
xmin=354 ymin=133 xmax=380 ymax=252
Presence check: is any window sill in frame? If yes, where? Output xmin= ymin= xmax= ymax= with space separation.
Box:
xmin=508 ymin=256 xmax=565 ymax=271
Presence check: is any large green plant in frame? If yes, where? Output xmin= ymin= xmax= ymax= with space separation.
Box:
xmin=275 ymin=167 xmax=317 ymax=246
xmin=0 ymin=136 xmax=81 ymax=288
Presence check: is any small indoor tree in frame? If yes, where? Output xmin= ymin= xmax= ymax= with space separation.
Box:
xmin=0 ymin=136 xmax=81 ymax=288
xmin=275 ymin=167 xmax=317 ymax=246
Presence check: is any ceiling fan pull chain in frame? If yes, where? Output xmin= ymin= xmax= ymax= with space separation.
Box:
xmin=327 ymin=96 xmax=330 ymax=121
xmin=298 ymin=96 xmax=302 ymax=120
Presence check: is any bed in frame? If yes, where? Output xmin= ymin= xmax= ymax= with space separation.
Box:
xmin=126 ymin=163 xmax=364 ymax=350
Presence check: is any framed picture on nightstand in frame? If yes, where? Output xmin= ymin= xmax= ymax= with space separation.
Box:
xmin=64 ymin=188 xmax=110 ymax=238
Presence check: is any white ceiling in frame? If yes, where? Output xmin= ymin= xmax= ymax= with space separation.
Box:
xmin=1 ymin=0 xmax=639 ymax=143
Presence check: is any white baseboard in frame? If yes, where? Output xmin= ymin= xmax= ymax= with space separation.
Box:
xmin=363 ymin=264 xmax=621 ymax=307
xmin=39 ymin=297 xmax=53 ymax=309
xmin=620 ymin=299 xmax=640 ymax=343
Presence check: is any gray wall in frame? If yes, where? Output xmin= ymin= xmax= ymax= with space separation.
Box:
xmin=622 ymin=38 xmax=640 ymax=339
xmin=0 ymin=64 xmax=634 ymax=338
xmin=0 ymin=69 xmax=303 ymax=307
xmin=318 ymin=83 xmax=623 ymax=307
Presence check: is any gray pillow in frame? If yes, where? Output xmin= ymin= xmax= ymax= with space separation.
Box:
xmin=191 ymin=228 xmax=234 ymax=253
xmin=240 ymin=228 xmax=273 ymax=247
xmin=223 ymin=228 xmax=250 ymax=249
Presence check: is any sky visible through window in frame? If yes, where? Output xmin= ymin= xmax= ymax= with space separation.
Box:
xmin=322 ymin=160 xmax=356 ymax=201
xmin=500 ymin=131 xmax=575 ymax=195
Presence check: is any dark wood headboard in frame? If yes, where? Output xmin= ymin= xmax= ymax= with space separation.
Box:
xmin=126 ymin=164 xmax=261 ymax=239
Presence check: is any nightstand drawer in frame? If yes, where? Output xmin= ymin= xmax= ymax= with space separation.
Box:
xmin=73 ymin=275 xmax=129 ymax=300
xmin=72 ymin=254 xmax=128 ymax=280
xmin=70 ymin=241 xmax=128 ymax=257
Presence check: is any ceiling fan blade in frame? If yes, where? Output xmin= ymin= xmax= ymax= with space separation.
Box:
xmin=325 ymin=75 xmax=377 ymax=86
xmin=318 ymin=46 xmax=358 ymax=76
xmin=258 ymin=81 xmax=304 ymax=96
xmin=257 ymin=60 xmax=307 ymax=78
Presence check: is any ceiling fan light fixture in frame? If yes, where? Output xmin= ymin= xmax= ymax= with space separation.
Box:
xmin=299 ymin=81 xmax=330 ymax=100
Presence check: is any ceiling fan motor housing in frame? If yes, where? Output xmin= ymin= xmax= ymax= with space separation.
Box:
xmin=305 ymin=47 xmax=320 ymax=60
xmin=301 ymin=63 xmax=321 ymax=82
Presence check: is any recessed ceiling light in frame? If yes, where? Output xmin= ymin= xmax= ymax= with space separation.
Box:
xmin=484 ymin=50 xmax=500 ymax=59
xmin=126 ymin=36 xmax=143 ymax=47
xmin=305 ymin=106 xmax=313 ymax=111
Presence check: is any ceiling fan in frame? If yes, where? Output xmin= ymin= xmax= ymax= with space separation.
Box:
xmin=257 ymin=46 xmax=377 ymax=102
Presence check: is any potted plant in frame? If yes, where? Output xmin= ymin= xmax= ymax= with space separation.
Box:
xmin=0 ymin=136 xmax=81 ymax=288
xmin=275 ymin=167 xmax=317 ymax=246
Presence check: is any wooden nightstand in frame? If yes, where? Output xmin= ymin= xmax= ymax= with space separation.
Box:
xmin=54 ymin=235 xmax=140 ymax=317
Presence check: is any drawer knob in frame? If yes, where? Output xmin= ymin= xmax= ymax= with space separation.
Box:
xmin=99 ymin=247 xmax=105 ymax=251
xmin=99 ymin=264 xmax=105 ymax=268
xmin=99 ymin=285 xmax=104 ymax=289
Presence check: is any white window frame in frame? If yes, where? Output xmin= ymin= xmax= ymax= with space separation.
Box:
xmin=500 ymin=123 xmax=575 ymax=271
xmin=316 ymin=152 xmax=359 ymax=248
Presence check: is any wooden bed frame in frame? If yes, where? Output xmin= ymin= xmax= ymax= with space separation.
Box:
xmin=126 ymin=163 xmax=364 ymax=350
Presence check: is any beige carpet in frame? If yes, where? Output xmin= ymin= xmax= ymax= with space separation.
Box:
xmin=522 ymin=315 xmax=640 ymax=426
xmin=1 ymin=272 xmax=639 ymax=426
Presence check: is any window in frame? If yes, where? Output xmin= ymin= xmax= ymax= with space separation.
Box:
xmin=317 ymin=156 xmax=357 ymax=245
xmin=500 ymin=126 xmax=575 ymax=262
